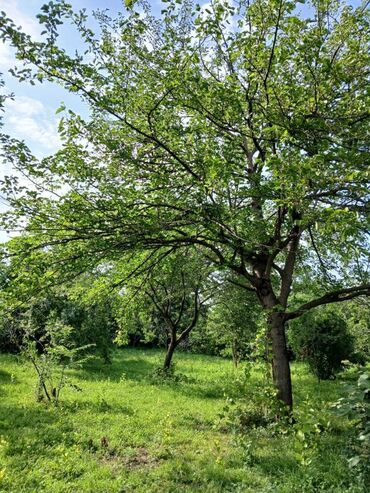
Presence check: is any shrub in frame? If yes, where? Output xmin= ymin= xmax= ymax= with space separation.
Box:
xmin=22 ymin=321 xmax=91 ymax=404
xmin=331 ymin=371 xmax=370 ymax=474
xmin=0 ymin=310 xmax=23 ymax=353
xmin=288 ymin=307 xmax=354 ymax=380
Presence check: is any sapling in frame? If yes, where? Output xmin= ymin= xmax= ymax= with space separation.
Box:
xmin=21 ymin=319 xmax=92 ymax=405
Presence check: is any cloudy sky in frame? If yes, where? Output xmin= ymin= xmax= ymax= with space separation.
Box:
xmin=0 ymin=0 xmax=129 ymax=157
xmin=0 ymin=0 xmax=133 ymax=241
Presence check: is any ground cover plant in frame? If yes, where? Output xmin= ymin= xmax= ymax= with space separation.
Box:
xmin=0 ymin=348 xmax=367 ymax=493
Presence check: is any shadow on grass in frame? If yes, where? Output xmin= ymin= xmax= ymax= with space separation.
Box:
xmin=0 ymin=369 xmax=16 ymax=397
xmin=70 ymin=352 xmax=159 ymax=383
xmin=60 ymin=399 xmax=136 ymax=416
xmin=168 ymin=380 xmax=229 ymax=400
xmin=252 ymin=451 xmax=297 ymax=478
xmin=0 ymin=369 xmax=13 ymax=384
xmin=70 ymin=349 xmax=230 ymax=398
xmin=72 ymin=349 xmax=258 ymax=402
xmin=178 ymin=413 xmax=215 ymax=432
xmin=0 ymin=402 xmax=71 ymax=460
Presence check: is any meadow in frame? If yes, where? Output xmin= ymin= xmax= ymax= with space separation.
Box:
xmin=0 ymin=349 xmax=365 ymax=493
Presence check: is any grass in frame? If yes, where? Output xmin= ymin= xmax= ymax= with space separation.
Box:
xmin=0 ymin=348 xmax=365 ymax=492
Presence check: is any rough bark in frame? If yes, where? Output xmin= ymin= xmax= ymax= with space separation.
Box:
xmin=163 ymin=339 xmax=177 ymax=370
xmin=268 ymin=311 xmax=292 ymax=410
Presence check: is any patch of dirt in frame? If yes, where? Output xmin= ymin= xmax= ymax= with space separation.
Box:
xmin=99 ymin=446 xmax=158 ymax=471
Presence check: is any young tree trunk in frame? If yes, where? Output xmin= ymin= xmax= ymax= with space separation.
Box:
xmin=163 ymin=339 xmax=177 ymax=370
xmin=232 ymin=337 xmax=238 ymax=368
xmin=268 ymin=311 xmax=293 ymax=410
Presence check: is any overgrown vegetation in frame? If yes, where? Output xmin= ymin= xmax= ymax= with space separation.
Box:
xmin=332 ymin=370 xmax=370 ymax=475
xmin=1 ymin=0 xmax=369 ymax=410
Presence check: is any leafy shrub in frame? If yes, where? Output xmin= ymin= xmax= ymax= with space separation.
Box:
xmin=344 ymin=303 xmax=370 ymax=365
xmin=22 ymin=321 xmax=91 ymax=405
xmin=288 ymin=307 xmax=354 ymax=380
xmin=0 ymin=311 xmax=23 ymax=353
xmin=219 ymin=363 xmax=287 ymax=433
xmin=149 ymin=364 xmax=194 ymax=383
xmin=331 ymin=370 xmax=370 ymax=472
xmin=0 ymin=294 xmax=117 ymax=362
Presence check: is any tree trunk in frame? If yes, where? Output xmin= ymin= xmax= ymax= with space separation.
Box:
xmin=163 ymin=339 xmax=177 ymax=370
xmin=268 ymin=312 xmax=293 ymax=410
xmin=232 ymin=337 xmax=238 ymax=368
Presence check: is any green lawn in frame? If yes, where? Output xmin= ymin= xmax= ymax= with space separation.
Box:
xmin=0 ymin=349 xmax=364 ymax=492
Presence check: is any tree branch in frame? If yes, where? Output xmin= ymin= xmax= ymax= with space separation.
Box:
xmin=286 ymin=284 xmax=370 ymax=320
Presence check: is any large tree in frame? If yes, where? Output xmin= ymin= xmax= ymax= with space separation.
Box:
xmin=0 ymin=0 xmax=369 ymax=409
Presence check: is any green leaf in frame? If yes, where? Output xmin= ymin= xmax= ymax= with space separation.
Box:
xmin=348 ymin=456 xmax=361 ymax=468
xmin=55 ymin=102 xmax=66 ymax=114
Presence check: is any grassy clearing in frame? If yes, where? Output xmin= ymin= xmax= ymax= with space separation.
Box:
xmin=0 ymin=349 xmax=364 ymax=492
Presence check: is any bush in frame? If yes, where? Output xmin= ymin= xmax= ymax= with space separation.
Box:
xmin=0 ymin=294 xmax=117 ymax=362
xmin=288 ymin=307 xmax=354 ymax=380
xmin=21 ymin=321 xmax=91 ymax=404
xmin=331 ymin=370 xmax=370 ymax=474
xmin=0 ymin=311 xmax=23 ymax=353
xmin=219 ymin=363 xmax=288 ymax=435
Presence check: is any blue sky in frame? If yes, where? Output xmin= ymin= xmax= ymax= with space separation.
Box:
xmin=0 ymin=1 xmax=133 ymax=241
xmin=0 ymin=1 xmax=129 ymax=159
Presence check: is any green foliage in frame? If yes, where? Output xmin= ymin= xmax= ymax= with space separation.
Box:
xmin=198 ymin=280 xmax=262 ymax=364
xmin=149 ymin=362 xmax=194 ymax=384
xmin=1 ymin=0 xmax=370 ymax=409
xmin=21 ymin=320 xmax=91 ymax=405
xmin=114 ymin=249 xmax=212 ymax=369
xmin=331 ymin=370 xmax=370 ymax=473
xmin=0 ymin=309 xmax=23 ymax=353
xmin=219 ymin=361 xmax=285 ymax=434
xmin=0 ymin=264 xmax=118 ymax=362
xmin=342 ymin=302 xmax=370 ymax=364
xmin=289 ymin=307 xmax=354 ymax=379
xmin=0 ymin=0 xmax=369 ymax=333
xmin=68 ymin=301 xmax=118 ymax=364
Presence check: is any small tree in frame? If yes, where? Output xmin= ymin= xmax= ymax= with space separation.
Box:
xmin=288 ymin=307 xmax=354 ymax=380
xmin=205 ymin=279 xmax=262 ymax=367
xmin=118 ymin=250 xmax=213 ymax=370
xmin=22 ymin=318 xmax=91 ymax=404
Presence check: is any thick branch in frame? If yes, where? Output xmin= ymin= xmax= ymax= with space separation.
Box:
xmin=279 ymin=225 xmax=300 ymax=307
xmin=286 ymin=284 xmax=370 ymax=320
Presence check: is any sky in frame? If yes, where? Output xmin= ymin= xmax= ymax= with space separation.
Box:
xmin=0 ymin=0 xmax=365 ymax=242
xmin=0 ymin=0 xmax=133 ymax=241
xmin=0 ymin=0 xmax=128 ymax=158
xmin=0 ymin=0 xmax=364 ymax=155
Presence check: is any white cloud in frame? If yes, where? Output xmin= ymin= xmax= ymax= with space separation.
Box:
xmin=1 ymin=0 xmax=41 ymax=38
xmin=0 ymin=0 xmax=41 ymax=69
xmin=0 ymin=95 xmax=62 ymax=242
xmin=4 ymin=96 xmax=61 ymax=153
xmin=0 ymin=43 xmax=14 ymax=68
xmin=6 ymin=96 xmax=44 ymax=116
